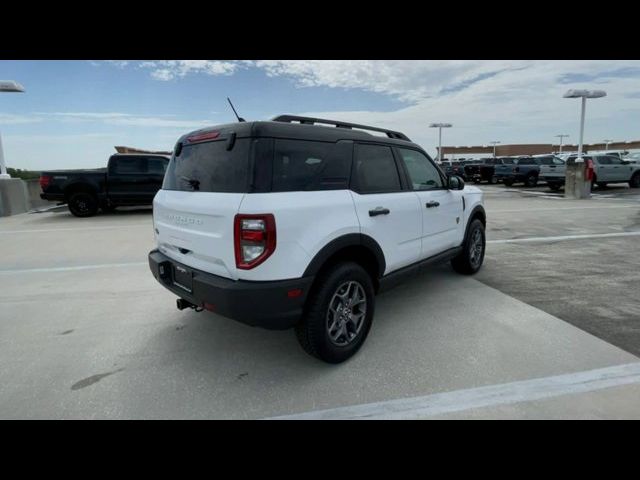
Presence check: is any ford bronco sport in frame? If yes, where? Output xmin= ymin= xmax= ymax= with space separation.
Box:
xmin=148 ymin=115 xmax=486 ymax=363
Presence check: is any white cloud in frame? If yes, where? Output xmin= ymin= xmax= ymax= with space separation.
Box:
xmin=0 ymin=113 xmax=43 ymax=125
xmin=39 ymin=112 xmax=213 ymax=129
xmin=82 ymin=60 xmax=640 ymax=152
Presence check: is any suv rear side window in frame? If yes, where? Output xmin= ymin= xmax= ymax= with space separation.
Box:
xmin=353 ymin=144 xmax=401 ymax=193
xmin=163 ymin=139 xmax=250 ymax=193
xmin=272 ymin=139 xmax=351 ymax=192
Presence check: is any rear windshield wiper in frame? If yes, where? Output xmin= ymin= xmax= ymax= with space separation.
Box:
xmin=180 ymin=176 xmax=200 ymax=191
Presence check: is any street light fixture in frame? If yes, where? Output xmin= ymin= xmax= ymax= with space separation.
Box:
xmin=490 ymin=141 xmax=500 ymax=157
xmin=555 ymin=134 xmax=569 ymax=153
xmin=603 ymin=139 xmax=613 ymax=152
xmin=563 ymin=89 xmax=606 ymax=163
xmin=429 ymin=123 xmax=452 ymax=162
xmin=0 ymin=80 xmax=26 ymax=179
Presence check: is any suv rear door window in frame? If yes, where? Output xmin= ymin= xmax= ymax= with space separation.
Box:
xmin=353 ymin=144 xmax=401 ymax=193
xmin=163 ymin=138 xmax=250 ymax=193
xmin=272 ymin=139 xmax=351 ymax=192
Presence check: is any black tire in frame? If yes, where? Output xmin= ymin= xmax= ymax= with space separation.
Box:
xmin=630 ymin=173 xmax=640 ymax=188
xmin=295 ymin=262 xmax=375 ymax=364
xmin=597 ymin=182 xmax=608 ymax=189
xmin=68 ymin=192 xmax=98 ymax=217
xmin=503 ymin=179 xmax=514 ymax=187
xmin=525 ymin=173 xmax=538 ymax=188
xmin=548 ymin=183 xmax=561 ymax=192
xmin=473 ymin=178 xmax=481 ymax=184
xmin=489 ymin=175 xmax=498 ymax=185
xmin=451 ymin=219 xmax=486 ymax=275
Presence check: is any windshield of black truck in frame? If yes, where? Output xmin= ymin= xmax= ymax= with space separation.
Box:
xmin=163 ymin=139 xmax=250 ymax=193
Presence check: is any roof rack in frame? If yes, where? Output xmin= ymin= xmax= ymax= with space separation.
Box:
xmin=271 ymin=115 xmax=411 ymax=141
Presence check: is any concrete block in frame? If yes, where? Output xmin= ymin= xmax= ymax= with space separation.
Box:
xmin=0 ymin=178 xmax=29 ymax=216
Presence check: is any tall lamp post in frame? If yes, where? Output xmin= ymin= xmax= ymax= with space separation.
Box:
xmin=555 ymin=134 xmax=569 ymax=153
xmin=0 ymin=80 xmax=26 ymax=179
xmin=429 ymin=123 xmax=452 ymax=162
xmin=603 ymin=139 xmax=612 ymax=152
xmin=563 ymin=89 xmax=607 ymax=199
xmin=490 ymin=141 xmax=500 ymax=157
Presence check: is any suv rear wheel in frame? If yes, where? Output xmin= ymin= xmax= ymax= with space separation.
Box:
xmin=629 ymin=172 xmax=640 ymax=188
xmin=68 ymin=192 xmax=99 ymax=217
xmin=295 ymin=262 xmax=375 ymax=364
xmin=451 ymin=219 xmax=486 ymax=275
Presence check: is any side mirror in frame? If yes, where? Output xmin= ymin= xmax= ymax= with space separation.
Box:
xmin=448 ymin=175 xmax=465 ymax=190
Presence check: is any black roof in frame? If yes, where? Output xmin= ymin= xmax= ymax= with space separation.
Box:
xmin=178 ymin=115 xmax=418 ymax=149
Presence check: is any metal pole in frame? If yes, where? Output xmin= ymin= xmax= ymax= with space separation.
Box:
xmin=0 ymin=132 xmax=9 ymax=178
xmin=493 ymin=144 xmax=496 ymax=157
xmin=438 ymin=127 xmax=442 ymax=162
xmin=577 ymin=97 xmax=586 ymax=160
xmin=559 ymin=136 xmax=563 ymax=153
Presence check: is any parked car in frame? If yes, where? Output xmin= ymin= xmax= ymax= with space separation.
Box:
xmin=40 ymin=154 xmax=170 ymax=217
xmin=623 ymin=152 xmax=640 ymax=164
xmin=465 ymin=157 xmax=516 ymax=184
xmin=540 ymin=154 xmax=640 ymax=190
xmin=148 ymin=115 xmax=486 ymax=363
xmin=495 ymin=155 xmax=561 ymax=187
xmin=440 ymin=160 xmax=467 ymax=179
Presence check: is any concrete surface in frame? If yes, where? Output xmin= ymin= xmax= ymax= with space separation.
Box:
xmin=1 ymin=187 xmax=639 ymax=419
xmin=477 ymin=184 xmax=640 ymax=357
xmin=0 ymin=178 xmax=29 ymax=216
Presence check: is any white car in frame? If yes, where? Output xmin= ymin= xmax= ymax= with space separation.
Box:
xmin=148 ymin=115 xmax=486 ymax=363
xmin=540 ymin=154 xmax=640 ymax=190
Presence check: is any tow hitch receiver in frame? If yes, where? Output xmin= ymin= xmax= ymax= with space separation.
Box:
xmin=176 ymin=298 xmax=202 ymax=312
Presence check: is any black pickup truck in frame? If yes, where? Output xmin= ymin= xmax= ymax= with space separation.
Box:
xmin=39 ymin=154 xmax=170 ymax=217
xmin=465 ymin=157 xmax=517 ymax=184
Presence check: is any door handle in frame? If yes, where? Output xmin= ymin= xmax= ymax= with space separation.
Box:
xmin=369 ymin=207 xmax=390 ymax=217
xmin=426 ymin=201 xmax=440 ymax=208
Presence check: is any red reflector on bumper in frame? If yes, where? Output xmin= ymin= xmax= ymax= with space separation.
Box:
xmin=287 ymin=289 xmax=303 ymax=298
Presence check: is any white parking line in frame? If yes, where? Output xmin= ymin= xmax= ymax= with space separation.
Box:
xmin=491 ymin=205 xmax=637 ymax=213
xmin=0 ymin=262 xmax=147 ymax=275
xmin=267 ymin=362 xmax=640 ymax=420
xmin=488 ymin=231 xmax=640 ymax=244
xmin=0 ymin=225 xmax=150 ymax=234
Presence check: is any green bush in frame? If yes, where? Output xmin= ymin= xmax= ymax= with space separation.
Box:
xmin=6 ymin=168 xmax=40 ymax=180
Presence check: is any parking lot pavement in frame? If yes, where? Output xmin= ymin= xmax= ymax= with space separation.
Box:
xmin=476 ymin=184 xmax=640 ymax=358
xmin=0 ymin=194 xmax=639 ymax=419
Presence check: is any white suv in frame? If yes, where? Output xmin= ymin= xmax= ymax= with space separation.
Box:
xmin=149 ymin=115 xmax=486 ymax=363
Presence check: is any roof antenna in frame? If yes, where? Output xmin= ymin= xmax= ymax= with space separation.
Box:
xmin=227 ymin=97 xmax=246 ymax=122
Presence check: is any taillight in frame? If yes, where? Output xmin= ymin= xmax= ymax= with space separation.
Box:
xmin=234 ymin=214 xmax=276 ymax=269
xmin=186 ymin=131 xmax=220 ymax=144
xmin=39 ymin=175 xmax=52 ymax=190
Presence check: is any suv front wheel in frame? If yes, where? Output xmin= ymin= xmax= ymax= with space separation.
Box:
xmin=295 ymin=262 xmax=375 ymax=364
xmin=451 ymin=219 xmax=486 ymax=275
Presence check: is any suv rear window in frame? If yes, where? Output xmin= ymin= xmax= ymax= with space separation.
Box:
xmin=163 ymin=139 xmax=251 ymax=193
xmin=271 ymin=139 xmax=351 ymax=192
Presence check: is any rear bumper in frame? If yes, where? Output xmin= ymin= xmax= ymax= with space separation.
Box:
xmin=148 ymin=250 xmax=314 ymax=330
xmin=40 ymin=193 xmax=64 ymax=201
xmin=540 ymin=176 xmax=565 ymax=184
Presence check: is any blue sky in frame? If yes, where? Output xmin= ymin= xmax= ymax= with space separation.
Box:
xmin=1 ymin=60 xmax=640 ymax=170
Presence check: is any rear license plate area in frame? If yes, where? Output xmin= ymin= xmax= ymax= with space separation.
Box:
xmin=172 ymin=264 xmax=193 ymax=293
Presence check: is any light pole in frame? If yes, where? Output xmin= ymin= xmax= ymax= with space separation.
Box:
xmin=429 ymin=123 xmax=452 ymax=162
xmin=0 ymin=80 xmax=26 ymax=179
xmin=603 ymin=139 xmax=613 ymax=152
xmin=490 ymin=141 xmax=500 ymax=157
xmin=555 ymin=134 xmax=569 ymax=153
xmin=563 ymin=89 xmax=607 ymax=199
